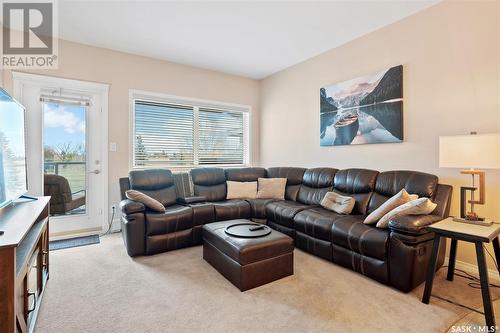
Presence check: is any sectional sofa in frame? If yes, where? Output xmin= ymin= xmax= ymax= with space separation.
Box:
xmin=119 ymin=167 xmax=452 ymax=292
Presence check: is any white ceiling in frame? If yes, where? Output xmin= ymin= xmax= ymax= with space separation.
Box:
xmin=58 ymin=1 xmax=440 ymax=79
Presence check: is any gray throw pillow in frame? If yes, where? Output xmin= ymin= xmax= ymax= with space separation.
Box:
xmin=126 ymin=190 xmax=166 ymax=212
xmin=320 ymin=191 xmax=355 ymax=215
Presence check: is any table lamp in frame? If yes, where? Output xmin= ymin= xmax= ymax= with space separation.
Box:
xmin=439 ymin=132 xmax=500 ymax=226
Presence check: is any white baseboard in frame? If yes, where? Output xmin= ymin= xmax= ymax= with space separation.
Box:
xmin=444 ymin=256 xmax=500 ymax=285
xmin=49 ymin=219 xmax=122 ymax=241
xmin=49 ymin=227 xmax=101 ymax=241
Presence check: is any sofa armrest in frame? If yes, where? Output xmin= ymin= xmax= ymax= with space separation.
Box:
xmin=388 ymin=214 xmax=443 ymax=235
xmin=121 ymin=212 xmax=146 ymax=256
xmin=119 ymin=199 xmax=145 ymax=214
xmin=177 ymin=196 xmax=207 ymax=205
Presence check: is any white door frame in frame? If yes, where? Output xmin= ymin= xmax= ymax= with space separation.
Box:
xmin=12 ymin=71 xmax=109 ymax=238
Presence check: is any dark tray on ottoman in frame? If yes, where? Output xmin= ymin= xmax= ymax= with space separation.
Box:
xmin=202 ymin=219 xmax=294 ymax=291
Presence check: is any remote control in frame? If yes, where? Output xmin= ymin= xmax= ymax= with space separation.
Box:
xmin=249 ymin=225 xmax=265 ymax=232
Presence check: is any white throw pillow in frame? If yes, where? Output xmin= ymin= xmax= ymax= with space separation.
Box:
xmin=376 ymin=197 xmax=437 ymax=228
xmin=256 ymin=178 xmax=287 ymax=200
xmin=226 ymin=181 xmax=257 ymax=199
xmin=320 ymin=192 xmax=355 ymax=215
xmin=363 ymin=189 xmax=418 ymax=225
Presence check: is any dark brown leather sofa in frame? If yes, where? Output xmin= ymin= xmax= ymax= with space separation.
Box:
xmin=119 ymin=166 xmax=452 ymax=292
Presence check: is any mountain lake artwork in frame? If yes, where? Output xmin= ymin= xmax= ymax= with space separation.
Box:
xmin=320 ymin=65 xmax=403 ymax=146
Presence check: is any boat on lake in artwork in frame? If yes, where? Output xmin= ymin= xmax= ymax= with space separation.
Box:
xmin=320 ymin=65 xmax=403 ymax=146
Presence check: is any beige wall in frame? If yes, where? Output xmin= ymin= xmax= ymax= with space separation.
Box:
xmin=259 ymin=0 xmax=500 ymax=268
xmin=1 ymin=40 xmax=260 ymax=220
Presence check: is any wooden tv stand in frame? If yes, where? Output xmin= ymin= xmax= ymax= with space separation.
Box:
xmin=0 ymin=197 xmax=50 ymax=333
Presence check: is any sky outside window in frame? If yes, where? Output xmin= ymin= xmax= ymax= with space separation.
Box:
xmin=43 ymin=102 xmax=86 ymax=150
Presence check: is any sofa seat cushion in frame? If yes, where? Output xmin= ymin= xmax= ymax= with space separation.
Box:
xmin=246 ymin=198 xmax=276 ymax=219
xmin=295 ymin=231 xmax=333 ymax=261
xmin=331 ymin=216 xmax=389 ymax=260
xmin=202 ymin=220 xmax=294 ymax=265
xmin=145 ymin=205 xmax=193 ymax=236
xmin=146 ymin=229 xmax=194 ymax=255
xmin=294 ymin=207 xmax=352 ymax=242
xmin=213 ymin=200 xmax=251 ymax=221
xmin=266 ymin=200 xmax=314 ymax=227
xmin=332 ymin=244 xmax=388 ymax=284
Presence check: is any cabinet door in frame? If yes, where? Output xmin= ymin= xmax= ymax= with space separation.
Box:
xmin=15 ymin=278 xmax=27 ymax=333
xmin=42 ymin=225 xmax=49 ymax=284
xmin=39 ymin=227 xmax=49 ymax=289
xmin=26 ymin=250 xmax=39 ymax=327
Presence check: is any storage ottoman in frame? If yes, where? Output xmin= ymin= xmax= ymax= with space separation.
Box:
xmin=202 ymin=220 xmax=294 ymax=291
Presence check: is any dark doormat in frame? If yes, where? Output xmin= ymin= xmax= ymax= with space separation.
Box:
xmin=49 ymin=235 xmax=100 ymax=251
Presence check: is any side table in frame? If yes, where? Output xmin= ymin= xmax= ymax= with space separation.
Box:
xmin=422 ymin=217 xmax=500 ymax=330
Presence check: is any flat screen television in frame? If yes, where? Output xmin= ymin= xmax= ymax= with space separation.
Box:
xmin=0 ymin=88 xmax=28 ymax=208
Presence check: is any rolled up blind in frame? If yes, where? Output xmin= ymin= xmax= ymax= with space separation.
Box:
xmin=134 ymin=101 xmax=194 ymax=167
xmin=40 ymin=94 xmax=91 ymax=106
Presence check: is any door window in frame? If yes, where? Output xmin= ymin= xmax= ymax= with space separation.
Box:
xmin=43 ymin=102 xmax=87 ymax=216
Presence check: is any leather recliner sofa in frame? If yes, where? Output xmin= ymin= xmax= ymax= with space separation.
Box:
xmin=119 ymin=166 xmax=452 ymax=292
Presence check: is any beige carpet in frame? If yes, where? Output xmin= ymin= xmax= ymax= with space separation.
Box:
xmin=35 ymin=233 xmax=499 ymax=333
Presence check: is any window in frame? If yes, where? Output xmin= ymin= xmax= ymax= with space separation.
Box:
xmin=134 ymin=101 xmax=194 ymax=166
xmin=198 ymin=108 xmax=244 ymax=165
xmin=132 ymin=94 xmax=250 ymax=168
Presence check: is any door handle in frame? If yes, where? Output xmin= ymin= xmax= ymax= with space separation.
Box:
xmin=89 ymin=169 xmax=100 ymax=174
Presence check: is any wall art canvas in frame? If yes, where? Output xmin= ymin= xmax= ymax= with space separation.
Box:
xmin=320 ymin=65 xmax=403 ymax=146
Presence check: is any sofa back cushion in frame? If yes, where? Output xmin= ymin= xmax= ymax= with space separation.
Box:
xmin=431 ymin=184 xmax=453 ymax=219
xmin=129 ymin=169 xmax=177 ymax=207
xmin=266 ymin=167 xmax=306 ymax=201
xmin=367 ymin=170 xmax=439 ymax=214
xmin=119 ymin=177 xmax=131 ymax=200
xmin=225 ymin=167 xmax=267 ymax=182
xmin=320 ymin=191 xmax=355 ymax=215
xmin=333 ymin=168 xmax=379 ymax=215
xmin=190 ymin=167 xmax=227 ymax=201
xmin=173 ymin=172 xmax=192 ymax=198
xmin=297 ymin=168 xmax=337 ymax=205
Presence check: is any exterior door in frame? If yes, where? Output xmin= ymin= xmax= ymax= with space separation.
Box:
xmin=13 ymin=73 xmax=109 ymax=238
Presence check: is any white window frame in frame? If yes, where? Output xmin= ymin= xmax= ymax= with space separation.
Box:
xmin=129 ymin=89 xmax=251 ymax=170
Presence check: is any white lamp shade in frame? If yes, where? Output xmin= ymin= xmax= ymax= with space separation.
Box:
xmin=439 ymin=133 xmax=500 ymax=169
